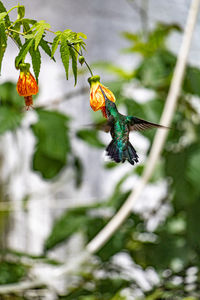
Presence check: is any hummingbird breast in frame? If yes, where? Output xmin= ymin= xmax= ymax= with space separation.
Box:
xmin=111 ymin=120 xmax=129 ymax=148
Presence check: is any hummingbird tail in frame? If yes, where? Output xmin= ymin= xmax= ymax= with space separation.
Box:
xmin=106 ymin=140 xmax=139 ymax=165
xmin=126 ymin=141 xmax=139 ymax=165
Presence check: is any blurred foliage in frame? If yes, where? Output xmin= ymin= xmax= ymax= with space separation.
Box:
xmin=76 ymin=129 xmax=105 ymax=148
xmin=0 ymin=261 xmax=28 ymax=284
xmin=31 ymin=109 xmax=71 ymax=179
xmin=0 ymin=81 xmax=24 ymax=134
xmin=59 ymin=277 xmax=129 ymax=300
xmin=0 ymin=9 xmax=200 ymax=300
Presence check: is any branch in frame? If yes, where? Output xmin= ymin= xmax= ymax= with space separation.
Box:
xmin=86 ymin=0 xmax=200 ymax=254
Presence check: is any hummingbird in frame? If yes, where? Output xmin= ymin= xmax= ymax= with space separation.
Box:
xmin=99 ymin=86 xmax=168 ymax=165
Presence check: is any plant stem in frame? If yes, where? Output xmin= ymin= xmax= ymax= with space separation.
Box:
xmin=69 ymin=44 xmax=94 ymax=77
xmin=7 ymin=28 xmax=25 ymax=35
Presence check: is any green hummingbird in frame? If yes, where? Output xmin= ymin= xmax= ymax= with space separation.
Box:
xmin=99 ymin=86 xmax=168 ymax=165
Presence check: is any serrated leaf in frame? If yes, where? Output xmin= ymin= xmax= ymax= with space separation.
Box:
xmin=15 ymin=39 xmax=33 ymax=68
xmin=29 ymin=43 xmax=41 ymax=82
xmin=34 ymin=20 xmax=51 ymax=50
xmin=17 ymin=5 xmax=25 ymax=20
xmin=12 ymin=22 xmax=22 ymax=47
xmin=35 ymin=27 xmax=45 ymax=50
xmin=0 ymin=1 xmax=10 ymax=27
xmin=51 ymin=34 xmax=61 ymax=57
xmin=63 ymin=29 xmax=72 ymax=36
xmin=39 ymin=38 xmax=55 ymax=61
xmin=22 ymin=18 xmax=36 ymax=33
xmin=69 ymin=46 xmax=77 ymax=85
xmin=60 ymin=35 xmax=70 ymax=79
xmin=0 ymin=22 xmax=7 ymax=75
xmin=78 ymin=32 xmax=87 ymax=39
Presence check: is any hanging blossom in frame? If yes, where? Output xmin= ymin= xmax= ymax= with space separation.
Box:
xmin=16 ymin=63 xmax=38 ymax=110
xmin=88 ymin=75 xmax=115 ymax=118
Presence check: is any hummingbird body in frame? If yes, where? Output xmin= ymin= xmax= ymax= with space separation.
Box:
xmin=99 ymin=86 xmax=168 ymax=165
xmin=104 ymin=95 xmax=139 ymax=164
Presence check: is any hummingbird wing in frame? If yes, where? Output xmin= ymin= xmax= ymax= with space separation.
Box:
xmin=92 ymin=116 xmax=114 ymax=132
xmin=127 ymin=116 xmax=169 ymax=131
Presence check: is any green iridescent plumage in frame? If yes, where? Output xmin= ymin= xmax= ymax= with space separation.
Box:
xmin=99 ymin=86 xmax=168 ymax=165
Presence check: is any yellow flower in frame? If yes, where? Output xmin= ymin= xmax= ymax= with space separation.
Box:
xmin=88 ymin=76 xmax=115 ymax=118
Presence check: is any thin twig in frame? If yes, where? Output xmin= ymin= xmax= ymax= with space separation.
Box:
xmin=69 ymin=44 xmax=94 ymax=77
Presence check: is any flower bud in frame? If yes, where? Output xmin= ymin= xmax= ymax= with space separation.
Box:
xmin=78 ymin=56 xmax=85 ymax=65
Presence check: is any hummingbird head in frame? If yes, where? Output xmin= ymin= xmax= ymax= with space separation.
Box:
xmin=99 ymin=85 xmax=117 ymax=117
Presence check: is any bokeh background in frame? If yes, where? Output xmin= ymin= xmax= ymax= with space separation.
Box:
xmin=0 ymin=0 xmax=200 ymax=299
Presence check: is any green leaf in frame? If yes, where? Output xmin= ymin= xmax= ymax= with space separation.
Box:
xmin=0 ymin=81 xmax=24 ymax=109
xmin=11 ymin=21 xmax=22 ymax=47
xmin=78 ymin=32 xmax=87 ymax=39
xmin=0 ymin=22 xmax=7 ymax=75
xmin=59 ymin=278 xmax=129 ymax=300
xmin=0 ymin=12 xmax=6 ymax=21
xmin=186 ymin=147 xmax=200 ymax=192
xmin=0 ymin=261 xmax=28 ymax=284
xmin=17 ymin=5 xmax=25 ymax=20
xmin=31 ymin=110 xmax=71 ymax=179
xmin=33 ymin=20 xmax=51 ymax=50
xmin=136 ymin=49 xmax=176 ymax=89
xmin=69 ymin=46 xmax=77 ymax=85
xmin=15 ymin=39 xmax=34 ymax=68
xmin=22 ymin=18 xmax=36 ymax=33
xmin=164 ymin=147 xmax=197 ymax=208
xmin=0 ymin=107 xmax=23 ymax=134
xmin=183 ymin=66 xmax=200 ymax=97
xmin=40 ymin=38 xmax=55 ymax=61
xmin=92 ymin=61 xmax=133 ymax=79
xmin=0 ymin=81 xmax=24 ymax=133
xmin=76 ymin=129 xmax=105 ymax=148
xmin=60 ymin=35 xmax=70 ymax=79
xmin=29 ymin=43 xmax=41 ymax=82
xmin=44 ymin=207 xmax=88 ymax=251
xmin=122 ymin=23 xmax=181 ymax=56
xmin=51 ymin=33 xmax=61 ymax=57
xmin=0 ymin=1 xmax=10 ymax=27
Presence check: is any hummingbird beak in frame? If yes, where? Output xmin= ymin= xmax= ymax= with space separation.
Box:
xmin=99 ymin=85 xmax=109 ymax=102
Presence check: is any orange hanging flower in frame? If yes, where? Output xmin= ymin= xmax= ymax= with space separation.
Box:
xmin=16 ymin=63 xmax=38 ymax=110
xmin=88 ymin=75 xmax=115 ymax=118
